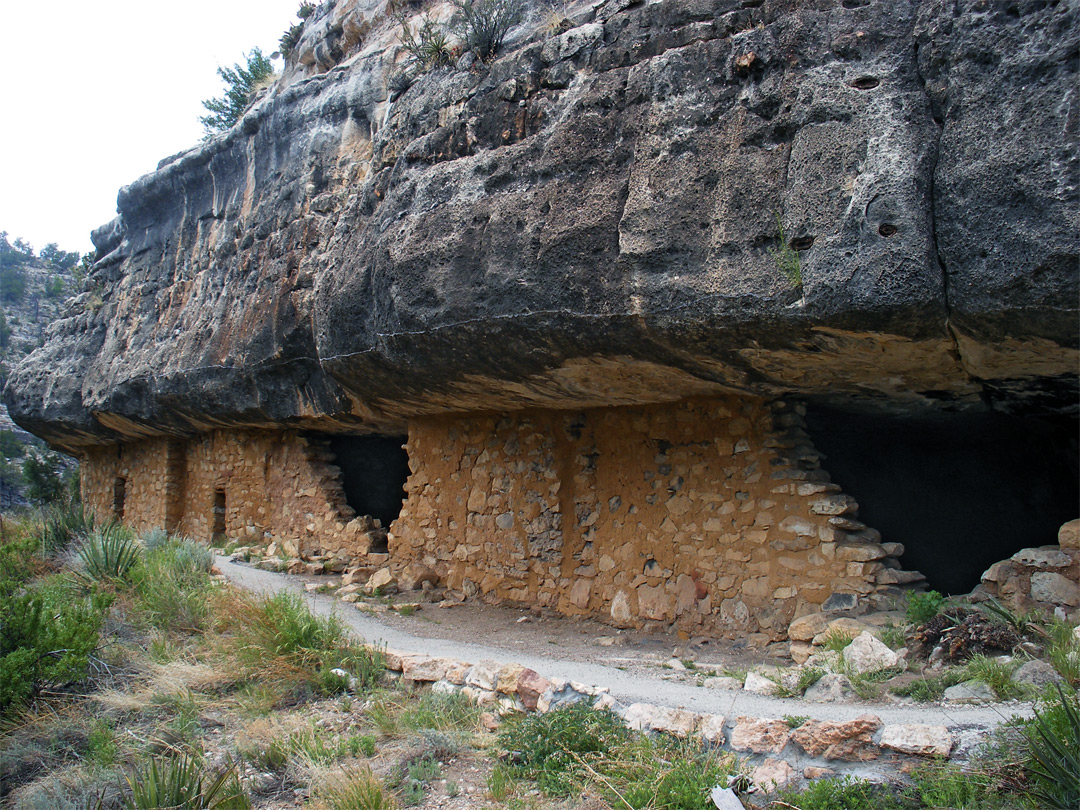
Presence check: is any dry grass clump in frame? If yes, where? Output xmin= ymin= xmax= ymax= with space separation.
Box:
xmin=311 ymin=765 xmax=398 ymax=810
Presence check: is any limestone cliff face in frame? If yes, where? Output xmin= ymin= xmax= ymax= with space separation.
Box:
xmin=5 ymin=0 xmax=1077 ymax=450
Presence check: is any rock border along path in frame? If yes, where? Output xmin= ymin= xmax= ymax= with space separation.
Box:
xmin=217 ymin=556 xmax=1031 ymax=787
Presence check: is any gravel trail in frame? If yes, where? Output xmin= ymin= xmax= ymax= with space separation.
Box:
xmin=217 ymin=556 xmax=1030 ymax=729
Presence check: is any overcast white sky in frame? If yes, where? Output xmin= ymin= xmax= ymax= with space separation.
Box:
xmin=0 ymin=0 xmax=302 ymax=254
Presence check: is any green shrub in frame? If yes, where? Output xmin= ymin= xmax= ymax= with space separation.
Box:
xmin=76 ymin=524 xmax=140 ymax=584
xmin=906 ymin=590 xmax=946 ymax=626
xmin=125 ymin=754 xmax=249 ymax=809
xmin=979 ymin=597 xmax=1044 ymax=637
xmin=879 ymin=622 xmax=907 ymax=650
xmin=892 ymin=676 xmax=945 ymax=703
xmin=398 ymin=779 xmax=424 ymax=807
xmin=770 ymin=666 xmax=824 ymax=699
xmin=316 ymin=767 xmax=396 ymax=810
xmin=894 ymin=668 xmax=967 ymax=703
xmin=86 ymin=717 xmax=119 ymax=767
xmin=496 ymin=701 xmax=735 ymax=807
xmin=229 ymin=592 xmax=384 ymax=700
xmin=0 ymin=579 xmax=112 ymax=714
xmin=822 ymin=627 xmax=857 ymax=654
xmin=407 ymin=753 xmax=440 ymax=782
xmin=21 ymin=448 xmax=67 ymax=506
xmin=238 ymin=735 xmax=289 ymax=771
xmin=414 ymin=728 xmax=460 ymax=759
xmin=487 ymin=764 xmax=516 ymax=801
xmin=906 ymin=762 xmax=997 ymax=809
xmin=450 ymin=0 xmax=524 ymax=61
xmin=644 ymin=754 xmax=736 ymax=810
xmin=497 ymin=701 xmax=629 ymax=787
xmin=40 ymin=502 xmax=95 ymax=555
xmin=774 ymin=776 xmax=906 ymax=810
xmin=150 ymin=688 xmax=206 ymax=750
xmin=0 ymin=532 xmax=38 ymax=588
xmin=1044 ymin=618 xmax=1080 ymax=686
xmin=767 ymin=211 xmax=802 ymax=288
xmin=130 ymin=538 xmax=217 ymax=632
xmin=285 ymin=726 xmax=343 ymax=766
xmin=140 ymin=528 xmax=170 ymax=551
xmin=399 ymin=690 xmax=481 ymax=733
xmin=1024 ymin=685 xmax=1080 ymax=809
xmin=246 ymin=591 xmax=342 ymax=656
xmin=0 ymin=263 xmax=27 ymax=302
xmin=0 ymin=429 xmax=23 ymax=459
xmin=349 ymin=733 xmax=378 ymax=758
xmin=961 ymin=654 xmax=1025 ymax=700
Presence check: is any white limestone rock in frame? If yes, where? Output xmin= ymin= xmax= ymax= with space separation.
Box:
xmin=743 ymin=670 xmax=780 ymax=696
xmin=943 ymin=679 xmax=995 ymax=703
xmin=803 ymin=673 xmax=855 ymax=703
xmin=880 ymin=724 xmax=955 ymax=757
xmin=842 ymin=631 xmax=900 ymax=675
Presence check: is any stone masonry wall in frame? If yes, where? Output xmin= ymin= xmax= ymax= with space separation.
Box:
xmin=82 ymin=430 xmax=385 ymax=561
xmin=83 ymin=439 xmax=172 ymax=530
xmin=81 ymin=396 xmax=919 ymax=643
xmin=389 ymin=397 xmax=915 ymax=643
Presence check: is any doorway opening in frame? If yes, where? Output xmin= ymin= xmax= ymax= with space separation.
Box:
xmin=320 ymin=435 xmax=410 ymax=552
xmin=212 ymin=489 xmax=227 ymax=544
xmin=113 ymin=477 xmax=126 ymax=520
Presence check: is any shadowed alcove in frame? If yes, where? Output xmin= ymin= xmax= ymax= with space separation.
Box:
xmin=804 ymin=404 xmax=1079 ymax=595
xmin=322 ymin=435 xmax=410 ymax=534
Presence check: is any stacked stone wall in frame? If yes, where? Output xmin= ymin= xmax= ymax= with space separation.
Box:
xmin=389 ymin=397 xmax=910 ymax=642
xmin=83 ymin=439 xmax=172 ymax=530
xmin=82 ymin=430 xmax=383 ymax=560
xmin=81 ymin=397 xmax=917 ymax=642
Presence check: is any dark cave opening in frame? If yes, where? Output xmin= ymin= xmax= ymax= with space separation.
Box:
xmin=323 ymin=434 xmax=410 ymax=535
xmin=804 ymin=404 xmax=1079 ymax=596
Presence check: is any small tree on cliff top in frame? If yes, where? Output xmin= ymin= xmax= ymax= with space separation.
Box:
xmin=451 ymin=0 xmax=525 ymax=61
xmin=199 ymin=49 xmax=276 ymax=137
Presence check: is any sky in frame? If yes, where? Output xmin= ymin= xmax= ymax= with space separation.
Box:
xmin=0 ymin=0 xmax=302 ymax=255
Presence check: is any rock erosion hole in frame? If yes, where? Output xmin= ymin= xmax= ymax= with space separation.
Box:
xmin=805 ymin=404 xmax=1079 ymax=595
xmin=323 ymin=435 xmax=410 ymax=547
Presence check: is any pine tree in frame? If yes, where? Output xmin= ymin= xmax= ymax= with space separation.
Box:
xmin=199 ymin=49 xmax=276 ymax=137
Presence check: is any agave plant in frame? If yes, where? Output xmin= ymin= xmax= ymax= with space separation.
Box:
xmin=125 ymin=754 xmax=249 ymax=809
xmin=1025 ymin=684 xmax=1080 ymax=809
xmin=76 ymin=523 xmax=141 ymax=583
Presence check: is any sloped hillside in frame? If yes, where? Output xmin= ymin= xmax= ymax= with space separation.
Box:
xmin=0 ymin=233 xmax=82 ymax=504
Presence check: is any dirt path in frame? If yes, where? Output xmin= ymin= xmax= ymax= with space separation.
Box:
xmin=217 ymin=556 xmax=1030 ymax=736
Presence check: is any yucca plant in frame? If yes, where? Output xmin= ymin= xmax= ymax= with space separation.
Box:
xmin=40 ymin=502 xmax=95 ymax=555
xmin=1025 ymin=684 xmax=1080 ymax=809
xmin=76 ymin=523 xmax=141 ymax=583
xmin=125 ymin=754 xmax=249 ymax=809
xmin=979 ymin=596 xmax=1044 ymax=638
